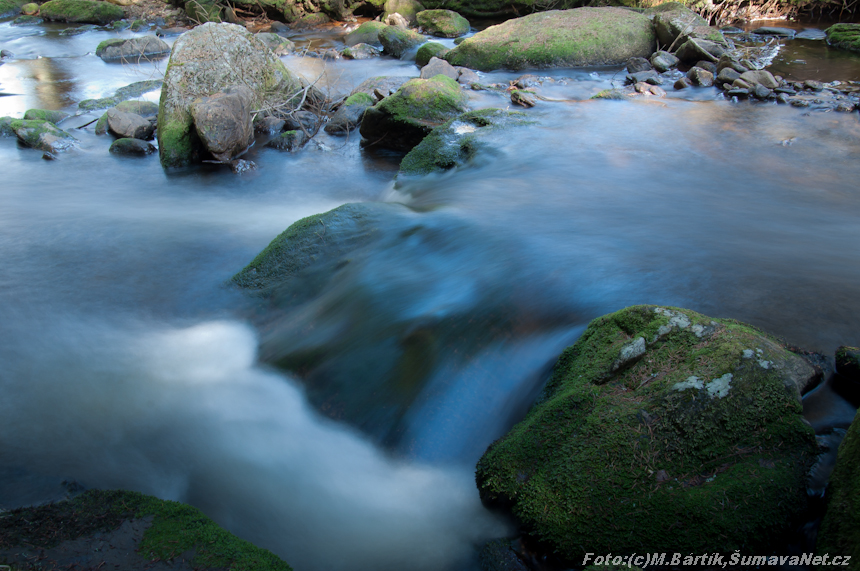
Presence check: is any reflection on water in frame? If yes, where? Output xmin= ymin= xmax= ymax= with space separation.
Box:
xmin=1 ymin=15 xmax=859 ymax=570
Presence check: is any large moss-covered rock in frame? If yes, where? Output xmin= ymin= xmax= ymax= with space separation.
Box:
xmin=476 ymin=305 xmax=819 ymax=563
xmin=416 ymin=41 xmax=448 ymax=66
xmin=398 ymin=108 xmax=529 ymax=177
xmin=817 ymin=413 xmax=860 ymax=565
xmin=345 ymin=20 xmax=386 ymax=45
xmin=157 ymin=22 xmax=304 ymax=168
xmin=416 ymin=9 xmax=469 ymax=37
xmin=39 ymin=0 xmax=123 ymax=24
xmin=445 ymin=8 xmax=656 ymax=72
xmin=0 ymin=489 xmax=292 ymax=570
xmin=825 ymin=23 xmax=860 ymax=53
xmin=10 ymin=119 xmax=77 ymax=152
xmin=23 ymin=108 xmax=70 ymax=123
xmin=359 ymin=74 xmax=468 ymax=151
xmin=379 ymin=24 xmax=426 ymax=57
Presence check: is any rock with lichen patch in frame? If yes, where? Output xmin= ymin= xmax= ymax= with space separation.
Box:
xmin=11 ymin=119 xmax=77 ymax=152
xmin=476 ymin=305 xmax=820 ymax=564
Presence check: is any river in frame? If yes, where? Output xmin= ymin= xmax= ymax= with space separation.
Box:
xmin=1 ymin=16 xmax=859 ymax=571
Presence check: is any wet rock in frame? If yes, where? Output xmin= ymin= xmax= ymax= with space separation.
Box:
xmin=11 ymin=119 xmax=77 ymax=153
xmin=717 ymin=54 xmax=749 ymax=74
xmin=95 ymin=36 xmax=170 ymax=62
xmin=687 ymin=66 xmax=714 ymax=87
xmin=739 ymin=69 xmax=779 ymax=89
xmin=835 ymin=346 xmax=860 ymax=382
xmin=1 ymin=115 xmax=18 ymax=137
xmin=674 ymin=76 xmax=692 ymax=89
xmin=420 ymin=56 xmax=459 ymax=80
xmin=457 ymin=68 xmax=479 ymax=85
xmin=190 ymin=85 xmax=255 ymax=163
xmin=325 ymin=92 xmax=373 ymax=135
xmin=106 ymin=108 xmax=155 ymax=140
xmin=415 ymin=41 xmax=448 ymax=67
xmin=732 ymin=78 xmax=752 ymax=90
xmin=796 ymin=28 xmax=827 ymax=40
xmin=651 ymin=5 xmax=723 ymax=47
xmin=416 ymin=9 xmax=469 ymax=38
xmin=383 ymin=0 xmax=424 ymax=26
xmin=266 ymin=129 xmax=305 ymax=151
xmin=510 ymin=89 xmax=536 ymax=107
xmin=359 ymin=74 xmax=468 ymax=151
xmin=824 ymin=23 xmax=860 ymax=53
xmin=727 ymin=87 xmax=750 ymax=98
xmin=12 ymin=14 xmax=41 ymax=24
xmin=650 ymin=50 xmax=678 ymax=72
xmin=675 ymin=38 xmax=725 ymax=63
xmin=626 ymin=69 xmax=658 ymax=84
xmin=350 ymin=76 xmax=410 ymax=99
xmin=0 ymin=49 xmax=13 ymax=58
xmin=475 ymin=305 xmax=819 ymax=564
xmin=283 ymin=110 xmax=320 ymax=134
xmin=398 ymin=108 xmax=530 ymax=177
xmin=776 ymin=93 xmax=790 ymax=104
xmin=445 ymin=8 xmax=656 ymax=72
xmin=716 ymin=67 xmax=741 ymax=84
xmin=157 ymin=23 xmax=303 ymax=168
xmin=345 ymin=21 xmax=387 ymax=46
xmin=591 ymin=88 xmax=628 ymax=100
xmin=752 ymin=83 xmax=773 ymax=100
xmin=342 ymin=43 xmax=380 ymax=59
xmin=95 ymin=100 xmax=158 ymax=135
xmin=109 ymin=137 xmax=156 ymax=155
xmin=230 ymin=158 xmax=255 ymax=173
xmin=254 ymin=115 xmax=285 ymax=134
xmin=803 ymin=79 xmax=824 ymax=91
xmin=379 ymin=25 xmax=426 ymax=58
xmin=626 ymin=56 xmax=651 ymax=73
xmin=694 ymin=60 xmax=716 ymax=73
xmin=23 ymin=109 xmax=70 ymax=124
xmin=39 ymin=0 xmax=123 ymax=24
xmin=753 ymin=26 xmax=795 ymax=38
xmin=816 ymin=412 xmax=860 ymax=560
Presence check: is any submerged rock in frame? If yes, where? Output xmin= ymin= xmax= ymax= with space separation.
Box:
xmin=475 ymin=305 xmax=819 ymax=563
xmin=341 ymin=43 xmax=380 ymax=59
xmin=265 ymin=129 xmax=305 ymax=151
xmin=359 ymin=74 xmax=468 ymax=151
xmin=416 ymin=9 xmax=469 ymax=38
xmin=816 ymin=412 xmax=860 ymax=562
xmin=157 ymin=22 xmax=303 ymax=168
xmin=444 ymin=8 xmax=656 ymax=72
xmin=96 ymin=36 xmax=171 ymax=62
xmin=39 ymin=0 xmax=124 ymax=24
xmin=11 ymin=119 xmax=77 ymax=153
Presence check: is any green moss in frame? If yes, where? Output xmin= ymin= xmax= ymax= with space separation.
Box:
xmin=398 ymin=108 xmax=530 ymax=176
xmin=23 ymin=108 xmax=71 ymax=123
xmin=39 ymin=0 xmax=124 ymax=24
xmin=416 ymin=41 xmax=449 ymax=66
xmin=816 ymin=414 xmax=860 ymax=565
xmin=345 ymin=20 xmax=386 ymax=45
xmin=477 ymin=305 xmax=818 ymax=564
xmin=95 ymin=37 xmax=125 ymax=56
xmin=0 ymin=489 xmax=291 ymax=570
xmin=416 ymin=9 xmax=469 ymax=37
xmin=0 ymin=0 xmax=27 ymax=17
xmin=9 ymin=118 xmax=77 ymax=152
xmin=345 ymin=91 xmax=374 ymax=106
xmin=12 ymin=13 xmax=41 ymax=23
xmin=825 ymin=23 xmax=860 ymax=53
xmin=157 ymin=115 xmax=198 ymax=168
xmin=379 ymin=24 xmax=426 ymax=57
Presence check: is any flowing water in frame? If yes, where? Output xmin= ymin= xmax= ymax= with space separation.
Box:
xmin=1 ymin=16 xmax=859 ymax=571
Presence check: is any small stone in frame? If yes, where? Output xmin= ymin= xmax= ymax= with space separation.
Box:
xmin=106 ymin=108 xmax=155 ymax=140
xmin=687 ymin=67 xmax=714 ymax=87
xmin=776 ymin=93 xmax=790 ymax=104
xmin=727 ymin=88 xmax=750 ymax=97
xmin=457 ymin=68 xmax=480 ymax=85
xmin=694 ymin=60 xmax=717 ymax=73
xmin=717 ymin=67 xmax=741 ymax=83
xmin=626 ymin=56 xmax=652 ymax=73
xmin=231 ymin=158 xmax=256 ymax=173
xmin=753 ymin=26 xmax=796 ymax=38
xmin=732 ymin=78 xmax=752 ymax=90
xmin=790 ymin=99 xmax=810 ymax=107
xmin=650 ymin=50 xmax=679 ymax=72
xmin=804 ymin=79 xmax=824 ymax=91
xmin=753 ymin=84 xmax=773 ymax=100
xmin=266 ymin=129 xmax=305 ymax=151
xmin=674 ymin=76 xmax=692 ymax=90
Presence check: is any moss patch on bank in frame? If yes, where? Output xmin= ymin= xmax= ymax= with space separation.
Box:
xmin=816 ymin=413 xmax=860 ymax=565
xmin=0 ymin=489 xmax=291 ymax=570
xmin=477 ymin=305 xmax=818 ymax=563
xmin=825 ymin=23 xmax=860 ymax=53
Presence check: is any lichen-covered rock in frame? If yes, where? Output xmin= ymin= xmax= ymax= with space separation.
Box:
xmin=398 ymin=108 xmax=529 ymax=177
xmin=825 ymin=23 xmax=860 ymax=53
xmin=445 ymin=8 xmax=656 ymax=72
xmin=324 ymin=92 xmax=373 ymax=134
xmin=39 ymin=0 xmax=123 ymax=24
xmin=816 ymin=412 xmax=860 ymax=565
xmin=359 ymin=74 xmax=468 ymax=151
xmin=835 ymin=346 xmax=860 ymax=382
xmin=109 ymin=137 xmax=156 ymax=155
xmin=345 ymin=21 xmax=386 ymax=46
xmin=379 ymin=24 xmax=426 ymax=58
xmin=11 ymin=119 xmax=77 ymax=152
xmin=416 ymin=9 xmax=469 ymax=38
xmin=157 ymin=22 xmax=304 ymax=168
xmin=95 ymin=36 xmax=170 ymax=61
xmin=650 ymin=49 xmax=679 ymax=72
xmin=190 ymin=85 xmax=255 ymax=163
xmin=416 ymin=41 xmax=448 ymax=66
xmin=23 ymin=109 xmax=70 ymax=124
xmin=476 ymin=305 xmax=819 ymax=563
xmin=383 ymin=0 xmax=423 ymax=25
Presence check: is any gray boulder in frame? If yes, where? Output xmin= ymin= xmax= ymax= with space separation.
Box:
xmin=109 ymin=138 xmax=156 ymax=155
xmin=420 ymin=56 xmax=459 ymax=80
xmin=650 ymin=50 xmax=679 ymax=72
xmin=106 ymin=108 xmax=155 ymax=140
xmin=739 ymin=69 xmax=779 ymax=89
xmin=190 ymin=85 xmax=255 ymax=163
xmin=652 ymin=6 xmax=724 ymax=48
xmin=675 ymin=38 xmax=726 ymax=63
xmin=687 ymin=66 xmax=714 ymax=87
xmin=157 ymin=22 xmax=304 ymax=168
xmin=283 ymin=110 xmax=320 ymax=134
xmin=350 ymin=76 xmax=411 ymax=100
xmin=95 ymin=36 xmax=170 ymax=62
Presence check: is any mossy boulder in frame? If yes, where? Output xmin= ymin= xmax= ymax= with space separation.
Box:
xmin=21 ymin=1 xmax=37 ymax=13
xmin=344 ymin=20 xmax=386 ymax=46
xmin=157 ymin=22 xmax=304 ymax=168
xmin=256 ymin=32 xmax=294 ymax=55
xmin=0 ymin=489 xmax=292 ymax=570
xmin=825 ymin=23 xmax=860 ymax=53
xmin=445 ymin=8 xmax=657 ymax=72
xmin=416 ymin=41 xmax=448 ymax=66
xmin=651 ymin=5 xmax=724 ymax=48
xmin=0 ymin=0 xmax=27 ymax=18
xmin=325 ymin=91 xmax=374 ymax=134
xmin=816 ymin=412 xmax=860 ymax=565
xmin=10 ymin=119 xmax=77 ymax=152
xmin=398 ymin=108 xmax=530 ymax=177
xmin=378 ymin=24 xmax=426 ymax=58
xmin=416 ymin=9 xmax=469 ymax=37
xmin=476 ymin=305 xmax=819 ymax=563
xmin=23 ymin=108 xmax=70 ymax=123
xmin=382 ymin=0 xmax=423 ymax=25
xmin=359 ymin=74 xmax=468 ymax=151
xmin=39 ymin=0 xmax=124 ymax=24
